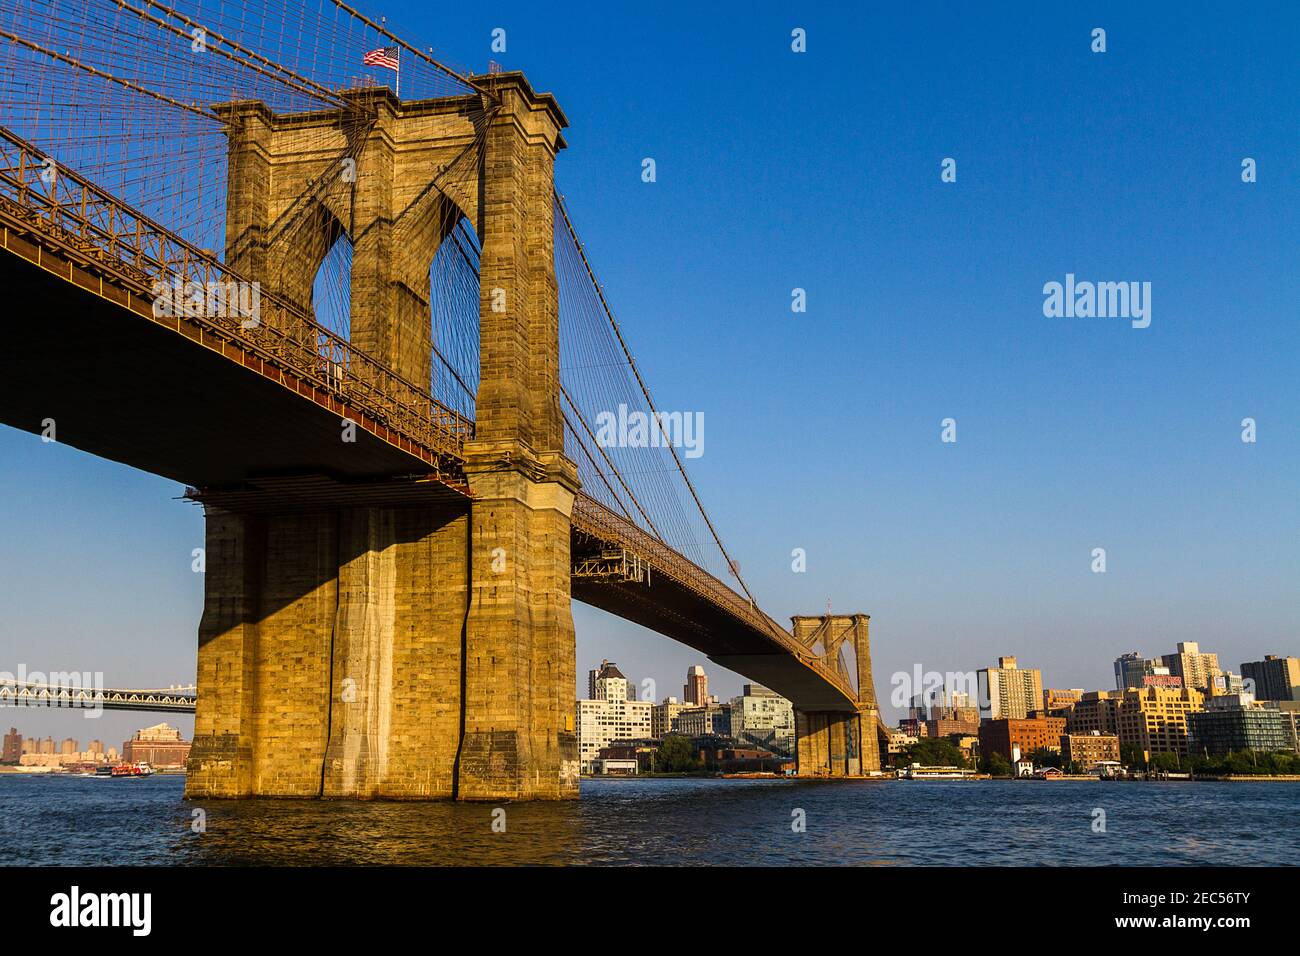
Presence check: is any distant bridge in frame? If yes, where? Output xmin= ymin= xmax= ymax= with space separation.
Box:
xmin=0 ymin=680 xmax=197 ymax=714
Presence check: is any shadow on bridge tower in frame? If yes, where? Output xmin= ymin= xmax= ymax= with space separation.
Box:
xmin=790 ymin=614 xmax=885 ymax=776
xmin=186 ymin=73 xmax=581 ymax=801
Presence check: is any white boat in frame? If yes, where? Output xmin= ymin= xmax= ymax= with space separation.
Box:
xmin=899 ymin=764 xmax=979 ymax=780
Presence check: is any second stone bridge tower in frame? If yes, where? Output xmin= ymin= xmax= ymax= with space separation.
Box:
xmin=187 ymin=73 xmax=581 ymax=801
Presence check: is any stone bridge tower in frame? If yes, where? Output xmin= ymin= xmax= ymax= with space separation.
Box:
xmin=790 ymin=614 xmax=884 ymax=775
xmin=186 ymin=73 xmax=580 ymax=801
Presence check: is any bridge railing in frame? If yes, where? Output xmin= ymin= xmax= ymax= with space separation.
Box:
xmin=573 ymin=493 xmax=855 ymax=699
xmin=0 ymin=124 xmax=473 ymax=468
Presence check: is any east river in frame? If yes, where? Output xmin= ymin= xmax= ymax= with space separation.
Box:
xmin=2 ymin=774 xmax=1296 ymax=865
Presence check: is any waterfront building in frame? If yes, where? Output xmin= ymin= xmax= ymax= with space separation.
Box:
xmin=1115 ymin=686 xmax=1204 ymax=760
xmin=591 ymin=757 xmax=640 ymax=775
xmin=122 ymin=723 xmax=191 ymax=768
xmin=576 ymin=662 xmax=654 ymax=773
xmin=1278 ymin=702 xmax=1300 ymax=750
xmin=978 ymin=656 xmax=1043 ymax=720
xmin=729 ymin=684 xmax=795 ymax=756
xmin=38 ymin=736 xmax=54 ymax=755
xmin=978 ymin=715 xmax=1068 ymax=762
xmin=1188 ymin=694 xmax=1294 ymax=757
xmin=683 ymin=665 xmax=709 ymax=705
xmin=59 ymin=738 xmax=78 ymax=755
xmin=1 ymin=727 xmax=20 ymax=764
xmin=675 ymin=702 xmax=731 ymax=739
xmin=1061 ymin=731 xmax=1121 ymax=769
xmin=20 ymin=738 xmax=36 ymax=755
xmin=1241 ymin=655 xmax=1300 ymax=702
xmin=652 ymin=697 xmax=690 ymax=738
xmin=1157 ymin=642 xmax=1221 ymax=693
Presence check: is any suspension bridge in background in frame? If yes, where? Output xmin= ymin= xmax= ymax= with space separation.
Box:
xmin=0 ymin=0 xmax=883 ymax=800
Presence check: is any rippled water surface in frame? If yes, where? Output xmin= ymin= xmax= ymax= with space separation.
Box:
xmin=2 ymin=774 xmax=1296 ymax=865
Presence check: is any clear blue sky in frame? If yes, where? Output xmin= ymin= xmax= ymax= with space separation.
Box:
xmin=1 ymin=1 xmax=1296 ymax=745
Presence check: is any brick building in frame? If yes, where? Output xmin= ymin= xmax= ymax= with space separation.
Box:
xmin=1 ymin=728 xmax=20 ymax=764
xmin=1061 ymin=732 xmax=1121 ymax=769
xmin=122 ymin=723 xmax=192 ymax=768
xmin=979 ymin=715 xmax=1068 ymax=762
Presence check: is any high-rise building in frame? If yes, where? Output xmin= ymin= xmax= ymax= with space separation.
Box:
xmin=978 ymin=656 xmax=1043 ymax=720
xmin=576 ymin=662 xmax=653 ymax=773
xmin=1 ymin=728 xmax=20 ymax=764
xmin=39 ymin=736 xmax=54 ymax=755
xmin=683 ymin=665 xmax=708 ymax=706
xmin=729 ymin=685 xmax=795 ymax=756
xmin=1241 ymin=656 xmax=1300 ymax=702
xmin=1115 ymin=686 xmax=1205 ymax=760
xmin=1158 ymin=642 xmax=1221 ymax=693
xmin=1188 ymin=694 xmax=1293 ymax=756
xmin=60 ymin=738 xmax=78 ymax=755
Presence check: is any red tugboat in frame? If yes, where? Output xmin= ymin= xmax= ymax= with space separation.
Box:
xmin=109 ymin=762 xmax=155 ymax=778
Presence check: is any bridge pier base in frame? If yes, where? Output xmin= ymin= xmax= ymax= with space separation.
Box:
xmin=186 ymin=505 xmax=470 ymax=800
xmin=794 ymin=710 xmax=880 ymax=776
xmin=456 ymin=453 xmax=580 ymax=801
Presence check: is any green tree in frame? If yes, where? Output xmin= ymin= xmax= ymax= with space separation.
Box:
xmin=1120 ymin=743 xmax=1146 ymax=770
xmin=1149 ymin=751 xmax=1181 ymax=772
xmin=981 ymin=752 xmax=1012 ymax=777
xmin=654 ymin=735 xmax=702 ymax=774
xmin=1028 ymin=747 xmax=1063 ymax=769
xmin=895 ymin=736 xmax=969 ymax=770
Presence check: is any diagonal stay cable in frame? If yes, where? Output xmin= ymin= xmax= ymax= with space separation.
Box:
xmin=553 ymin=189 xmax=779 ymax=628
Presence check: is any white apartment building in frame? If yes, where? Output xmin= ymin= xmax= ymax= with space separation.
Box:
xmin=577 ymin=662 xmax=652 ymax=773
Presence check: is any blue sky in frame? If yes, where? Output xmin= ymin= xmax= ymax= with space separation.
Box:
xmin=1 ymin=1 xmax=1296 ymax=743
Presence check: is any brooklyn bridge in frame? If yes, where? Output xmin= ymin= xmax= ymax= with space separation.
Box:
xmin=0 ymin=0 xmax=884 ymax=799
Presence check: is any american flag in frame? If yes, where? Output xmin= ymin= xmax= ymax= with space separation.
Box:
xmin=363 ymin=46 xmax=399 ymax=71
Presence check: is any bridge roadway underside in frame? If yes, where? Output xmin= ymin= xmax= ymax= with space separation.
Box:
xmin=570 ymin=578 xmax=856 ymax=712
xmin=0 ymin=248 xmax=462 ymax=494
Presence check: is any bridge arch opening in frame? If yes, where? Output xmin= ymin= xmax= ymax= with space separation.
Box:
xmin=310 ymin=220 xmax=353 ymax=342
xmin=426 ymin=213 xmax=480 ymax=421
